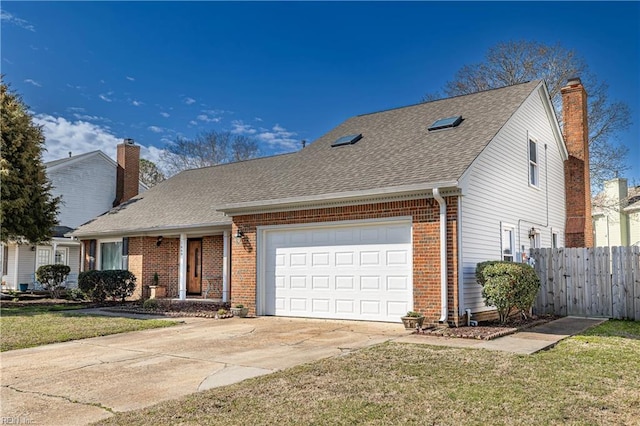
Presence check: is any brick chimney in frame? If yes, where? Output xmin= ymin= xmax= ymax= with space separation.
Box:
xmin=113 ymin=138 xmax=140 ymax=207
xmin=562 ymin=77 xmax=593 ymax=247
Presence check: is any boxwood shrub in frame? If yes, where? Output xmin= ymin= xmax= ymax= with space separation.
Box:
xmin=78 ymin=270 xmax=137 ymax=302
xmin=476 ymin=261 xmax=540 ymax=323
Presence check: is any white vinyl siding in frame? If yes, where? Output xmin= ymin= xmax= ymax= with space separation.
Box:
xmin=6 ymin=245 xmax=36 ymax=289
xmin=48 ymin=153 xmax=118 ymax=229
xmin=459 ymin=87 xmax=566 ymax=314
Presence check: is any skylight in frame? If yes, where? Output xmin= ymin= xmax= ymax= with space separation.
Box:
xmin=428 ymin=115 xmax=463 ymax=131
xmin=331 ymin=133 xmax=362 ymax=147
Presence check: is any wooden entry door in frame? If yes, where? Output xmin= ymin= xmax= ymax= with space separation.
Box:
xmin=187 ymin=239 xmax=202 ymax=294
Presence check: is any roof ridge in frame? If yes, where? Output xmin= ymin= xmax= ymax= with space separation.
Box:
xmin=357 ymin=80 xmax=540 ymax=118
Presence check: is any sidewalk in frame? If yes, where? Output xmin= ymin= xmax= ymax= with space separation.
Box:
xmin=396 ymin=316 xmax=606 ymax=354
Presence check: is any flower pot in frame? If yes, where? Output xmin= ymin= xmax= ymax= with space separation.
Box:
xmin=401 ymin=315 xmax=425 ymax=330
xmin=19 ymin=283 xmax=29 ymax=292
xmin=231 ymin=307 xmax=249 ymax=317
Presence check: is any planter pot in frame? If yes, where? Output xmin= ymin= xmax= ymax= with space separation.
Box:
xmin=231 ymin=307 xmax=249 ymax=318
xmin=401 ymin=316 xmax=425 ymax=330
xmin=19 ymin=283 xmax=29 ymax=292
xmin=148 ymin=285 xmax=166 ymax=299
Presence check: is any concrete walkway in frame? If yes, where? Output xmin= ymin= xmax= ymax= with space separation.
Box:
xmin=396 ymin=316 xmax=606 ymax=354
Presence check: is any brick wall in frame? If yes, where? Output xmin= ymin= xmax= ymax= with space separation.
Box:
xmin=231 ymin=197 xmax=460 ymax=324
xmin=114 ymin=141 xmax=140 ymax=207
xmin=562 ymin=78 xmax=594 ymax=247
xmin=81 ymin=234 xmax=223 ymax=299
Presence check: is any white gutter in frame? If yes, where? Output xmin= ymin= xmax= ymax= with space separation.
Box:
xmin=433 ymin=188 xmax=448 ymax=323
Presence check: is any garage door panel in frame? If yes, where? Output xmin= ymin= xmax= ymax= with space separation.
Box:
xmin=262 ymin=221 xmax=412 ymax=322
xmin=311 ymin=276 xmax=330 ymax=289
xmin=387 ymin=276 xmax=409 ymax=290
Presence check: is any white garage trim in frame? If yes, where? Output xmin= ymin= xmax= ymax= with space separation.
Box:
xmin=257 ymin=217 xmax=413 ymax=322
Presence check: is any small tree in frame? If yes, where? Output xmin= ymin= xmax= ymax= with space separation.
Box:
xmin=36 ymin=264 xmax=70 ymax=299
xmin=477 ymin=262 xmax=540 ymax=323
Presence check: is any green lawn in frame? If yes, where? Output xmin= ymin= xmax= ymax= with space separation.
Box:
xmin=0 ymin=305 xmax=177 ymax=351
xmin=95 ymin=320 xmax=640 ymax=426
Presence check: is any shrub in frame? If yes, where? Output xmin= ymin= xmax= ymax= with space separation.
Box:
xmin=36 ymin=264 xmax=71 ymax=299
xmin=67 ymin=288 xmax=87 ymax=301
xmin=143 ymin=298 xmax=159 ymax=310
xmin=78 ymin=270 xmax=137 ymax=303
xmin=477 ymin=262 xmax=540 ymax=323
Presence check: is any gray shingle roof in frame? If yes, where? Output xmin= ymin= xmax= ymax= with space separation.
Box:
xmin=73 ymin=80 xmax=542 ymax=237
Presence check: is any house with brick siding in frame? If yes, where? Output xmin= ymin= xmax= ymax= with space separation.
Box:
xmin=72 ymin=78 xmax=592 ymax=325
xmin=1 ymin=142 xmax=146 ymax=290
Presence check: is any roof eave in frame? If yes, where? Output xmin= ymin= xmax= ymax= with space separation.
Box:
xmin=70 ymin=221 xmax=232 ymax=239
xmin=217 ymin=181 xmax=460 ymax=215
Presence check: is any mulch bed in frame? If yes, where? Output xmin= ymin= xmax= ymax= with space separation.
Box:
xmin=415 ymin=314 xmax=560 ymax=341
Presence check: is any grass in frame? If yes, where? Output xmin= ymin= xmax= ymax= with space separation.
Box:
xmin=94 ymin=320 xmax=640 ymax=426
xmin=0 ymin=304 xmax=178 ymax=351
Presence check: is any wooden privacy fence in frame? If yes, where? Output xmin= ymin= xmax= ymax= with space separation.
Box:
xmin=530 ymin=246 xmax=640 ymax=320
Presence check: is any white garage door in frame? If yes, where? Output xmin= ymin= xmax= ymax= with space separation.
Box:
xmin=260 ymin=220 xmax=413 ymax=323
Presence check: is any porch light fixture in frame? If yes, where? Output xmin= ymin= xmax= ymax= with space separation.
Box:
xmin=234 ymin=228 xmax=244 ymax=244
xmin=156 ymin=236 xmax=163 ymax=247
xmin=528 ymin=227 xmax=536 ymax=239
xmin=30 ymin=246 xmax=36 ymax=252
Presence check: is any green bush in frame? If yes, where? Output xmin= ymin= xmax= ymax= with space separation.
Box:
xmin=66 ymin=288 xmax=87 ymax=301
xmin=36 ymin=264 xmax=71 ymax=299
xmin=143 ymin=298 xmax=159 ymax=310
xmin=78 ymin=270 xmax=137 ymax=303
xmin=477 ymin=261 xmax=540 ymax=323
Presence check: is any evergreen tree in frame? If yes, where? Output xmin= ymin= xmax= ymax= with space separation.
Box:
xmin=1 ymin=80 xmax=60 ymax=243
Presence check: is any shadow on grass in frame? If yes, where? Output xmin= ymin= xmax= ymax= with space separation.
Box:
xmin=579 ymin=319 xmax=640 ymax=340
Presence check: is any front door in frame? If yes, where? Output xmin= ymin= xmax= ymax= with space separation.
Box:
xmin=187 ymin=239 xmax=202 ymax=294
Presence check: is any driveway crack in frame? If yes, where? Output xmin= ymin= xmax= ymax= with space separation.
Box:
xmin=3 ymin=384 xmax=114 ymax=414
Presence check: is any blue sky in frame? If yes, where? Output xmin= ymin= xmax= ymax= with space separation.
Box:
xmin=2 ymin=1 xmax=639 ymax=184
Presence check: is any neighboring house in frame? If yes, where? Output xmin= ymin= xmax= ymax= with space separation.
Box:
xmin=72 ymin=78 xmax=592 ymax=325
xmin=1 ymin=141 xmax=145 ymax=290
xmin=593 ymin=178 xmax=640 ymax=247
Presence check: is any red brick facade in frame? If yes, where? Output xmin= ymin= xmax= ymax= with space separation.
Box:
xmin=562 ymin=78 xmax=593 ymax=247
xmin=82 ymin=235 xmax=224 ymax=300
xmin=230 ymin=197 xmax=460 ymax=325
xmin=114 ymin=141 xmax=140 ymax=207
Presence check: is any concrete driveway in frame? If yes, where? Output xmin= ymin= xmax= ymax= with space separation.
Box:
xmin=0 ymin=313 xmax=407 ymax=425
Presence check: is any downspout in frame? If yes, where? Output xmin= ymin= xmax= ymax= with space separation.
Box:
xmin=433 ymin=188 xmax=448 ymax=324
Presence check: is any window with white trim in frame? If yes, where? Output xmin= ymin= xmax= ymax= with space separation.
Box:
xmin=54 ymin=248 xmax=68 ymax=265
xmin=529 ymin=137 xmax=539 ymax=187
xmin=36 ymin=248 xmax=51 ymax=269
xmin=100 ymin=240 xmax=123 ymax=270
xmin=501 ymin=224 xmax=515 ymax=262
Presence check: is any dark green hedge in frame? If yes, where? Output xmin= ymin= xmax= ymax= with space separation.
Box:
xmin=78 ymin=270 xmax=137 ymax=302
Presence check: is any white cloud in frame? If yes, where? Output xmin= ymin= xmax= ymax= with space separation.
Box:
xmin=148 ymin=126 xmax=164 ymax=133
xmin=160 ymin=112 xmax=170 ymax=118
xmin=188 ymin=120 xmax=198 ymax=126
xmin=126 ymin=76 xmax=135 ymax=81
xmin=99 ymin=93 xmax=113 ymax=102
xmin=131 ymin=99 xmax=143 ymax=107
xmin=24 ymin=79 xmax=42 ymax=87
xmin=184 ymin=97 xmax=196 ymax=105
xmin=73 ymin=113 xmax=102 ymax=121
xmin=254 ymin=117 xmax=263 ymax=122
xmin=66 ymin=107 xmax=85 ymax=113
xmin=36 ymin=114 xmax=121 ymax=161
xmin=1 ymin=11 xmax=35 ymax=32
xmin=230 ymin=120 xmax=257 ymax=135
xmin=35 ymin=113 xmax=164 ymax=166
xmin=196 ymin=113 xmax=222 ymax=123
xmin=256 ymin=124 xmax=298 ymax=151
